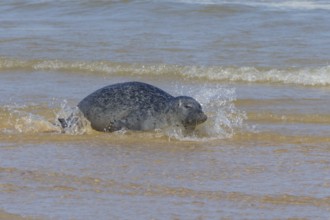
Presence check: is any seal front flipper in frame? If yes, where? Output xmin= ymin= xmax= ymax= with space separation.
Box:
xmin=57 ymin=110 xmax=90 ymax=134
xmin=58 ymin=118 xmax=68 ymax=128
xmin=58 ymin=113 xmax=77 ymax=129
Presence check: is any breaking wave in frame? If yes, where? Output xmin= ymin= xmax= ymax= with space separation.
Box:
xmin=1 ymin=57 xmax=330 ymax=86
xmin=175 ymin=0 xmax=330 ymax=11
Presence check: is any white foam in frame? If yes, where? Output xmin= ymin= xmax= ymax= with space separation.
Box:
xmin=32 ymin=60 xmax=330 ymax=86
xmin=1 ymin=57 xmax=330 ymax=87
xmin=174 ymin=0 xmax=330 ymax=10
xmin=260 ymin=1 xmax=330 ymax=11
xmin=181 ymin=66 xmax=330 ymax=86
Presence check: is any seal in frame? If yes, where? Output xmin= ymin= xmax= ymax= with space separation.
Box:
xmin=59 ymin=81 xmax=207 ymax=132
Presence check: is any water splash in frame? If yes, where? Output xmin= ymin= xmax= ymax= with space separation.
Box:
xmin=55 ymin=85 xmax=247 ymax=140
xmin=164 ymin=85 xmax=247 ymax=141
xmin=0 ymin=101 xmax=91 ymax=135
xmin=55 ymin=100 xmax=92 ymax=135
xmin=0 ymin=87 xmax=246 ymax=140
xmin=1 ymin=104 xmax=60 ymax=134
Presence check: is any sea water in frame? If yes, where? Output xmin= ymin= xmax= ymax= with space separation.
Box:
xmin=0 ymin=1 xmax=330 ymax=219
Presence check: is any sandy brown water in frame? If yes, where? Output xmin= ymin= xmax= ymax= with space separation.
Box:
xmin=1 ymin=130 xmax=330 ymax=219
xmin=1 ymin=70 xmax=330 ymax=219
xmin=1 ymin=0 xmax=330 ymax=219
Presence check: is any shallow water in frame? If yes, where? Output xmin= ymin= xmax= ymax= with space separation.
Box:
xmin=1 ymin=0 xmax=330 ymax=219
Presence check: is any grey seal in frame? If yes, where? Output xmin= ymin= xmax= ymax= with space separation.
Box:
xmin=59 ymin=81 xmax=207 ymax=133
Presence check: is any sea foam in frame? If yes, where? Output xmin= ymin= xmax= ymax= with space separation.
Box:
xmin=1 ymin=58 xmax=329 ymax=87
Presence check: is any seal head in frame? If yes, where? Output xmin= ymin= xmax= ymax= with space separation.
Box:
xmin=166 ymin=96 xmax=207 ymax=132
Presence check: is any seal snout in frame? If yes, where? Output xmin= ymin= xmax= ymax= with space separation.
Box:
xmin=200 ymin=112 xmax=207 ymax=123
xmin=195 ymin=111 xmax=207 ymax=124
xmin=187 ymin=110 xmax=207 ymax=126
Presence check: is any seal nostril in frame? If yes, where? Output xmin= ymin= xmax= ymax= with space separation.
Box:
xmin=201 ymin=113 xmax=207 ymax=122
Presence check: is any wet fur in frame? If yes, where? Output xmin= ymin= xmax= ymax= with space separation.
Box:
xmin=59 ymin=82 xmax=207 ymax=132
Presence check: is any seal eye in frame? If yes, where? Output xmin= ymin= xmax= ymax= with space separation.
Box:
xmin=184 ymin=104 xmax=193 ymax=109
